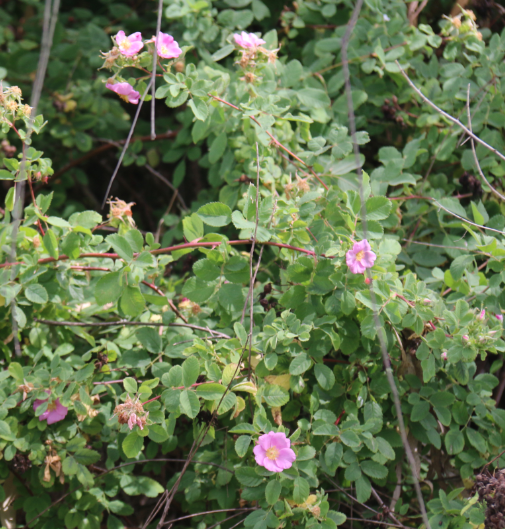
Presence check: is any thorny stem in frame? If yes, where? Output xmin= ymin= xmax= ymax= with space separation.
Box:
xmin=0 ymin=239 xmax=330 ymax=269
xmin=141 ymin=280 xmax=188 ymax=324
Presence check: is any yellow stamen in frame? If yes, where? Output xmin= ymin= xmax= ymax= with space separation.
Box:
xmin=48 ymin=401 xmax=57 ymax=411
xmin=356 ymin=250 xmax=365 ymax=261
xmin=160 ymin=46 xmax=169 ymax=56
xmin=121 ymin=40 xmax=131 ymax=50
xmin=266 ymin=446 xmax=279 ymax=460
xmin=119 ymin=94 xmax=130 ymax=103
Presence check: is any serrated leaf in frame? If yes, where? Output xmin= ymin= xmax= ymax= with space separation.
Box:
xmin=182 ymin=356 xmax=200 ymax=387
xmin=235 ymin=435 xmax=252 ymax=457
xmin=95 ymin=272 xmax=122 ymax=305
xmin=263 ymin=385 xmax=289 ymax=407
xmin=229 ymin=423 xmax=258 ymax=435
xmin=360 ymin=460 xmax=388 ymax=479
xmin=196 ymin=383 xmax=226 ymax=400
xmin=180 ymin=389 xmax=200 ymax=418
xmin=183 ymin=212 xmax=204 ymax=242
xmin=289 ymin=353 xmax=311 ymax=376
xmin=265 ymin=480 xmax=281 ymax=505
xmin=136 ymin=327 xmax=162 ymax=354
xmin=197 ymin=202 xmax=232 ymax=227
xmin=120 ymin=286 xmax=145 ymax=317
xmin=25 ymin=283 xmax=48 ymax=304
xmin=365 ymin=196 xmax=392 ymax=221
xmin=123 ymin=377 xmax=137 ymax=394
xmin=147 ymin=424 xmax=169 ymax=443
xmin=73 ymin=449 xmax=101 ymax=465
xmin=293 ymin=476 xmax=310 ymax=504
xmin=314 ymin=364 xmax=335 ymax=390
xmin=235 ymin=467 xmax=263 ymax=487
xmin=188 ymin=98 xmax=208 ymax=121
xmin=107 ymin=234 xmax=133 ymax=262
xmin=42 ymin=229 xmax=59 ymax=259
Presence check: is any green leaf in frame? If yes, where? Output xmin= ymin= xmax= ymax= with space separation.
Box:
xmin=42 ymin=229 xmax=59 ymax=259
xmin=289 ymin=354 xmax=312 ymax=376
xmin=0 ymin=420 xmax=15 ymax=441
xmin=263 ymin=385 xmax=289 ymax=407
xmin=445 ymin=429 xmax=464 ymax=455
xmin=136 ymin=327 xmax=162 ymax=354
xmin=340 ymin=431 xmax=361 ymax=447
xmin=163 ymin=365 xmax=183 ymax=388
xmin=123 ymin=377 xmax=137 ymax=394
xmin=229 ymin=423 xmax=258 ymax=435
xmin=147 ymin=424 xmax=169 ymax=443
xmin=235 ymin=435 xmax=252 ymax=457
xmin=196 ymin=383 xmax=226 ymax=400
xmin=411 ymin=401 xmax=430 ymax=422
xmin=355 ymin=474 xmax=372 ymax=503
xmin=297 ymin=445 xmax=316 ymax=461
xmin=121 ymin=475 xmax=163 ymax=497
xmin=314 ymin=364 xmax=335 ymax=390
xmin=360 ymin=460 xmax=388 ymax=479
xmin=182 ymin=356 xmax=200 ymax=387
xmin=293 ymin=476 xmax=310 ymax=504
xmin=211 ymin=44 xmax=235 ymax=61
xmin=365 ymin=196 xmax=392 ymax=221
xmin=188 ymin=98 xmax=208 ymax=121
xmin=124 ymin=229 xmax=144 ymax=253
xmin=217 ymin=392 xmax=237 ymax=415
xmin=73 ymin=449 xmax=101 ymax=465
xmin=122 ymin=432 xmax=143 ymax=458
xmin=430 ymin=391 xmax=455 ymax=408
xmin=182 ymin=213 xmax=204 ymax=242
xmin=265 ymin=480 xmax=281 ymax=505
xmin=120 ymin=286 xmax=145 ymax=317
xmin=466 ymin=429 xmax=486 ymax=454
xmin=25 ymin=283 xmax=48 ymax=304
xmin=193 ymin=258 xmax=221 ymax=281
xmin=208 ymin=132 xmax=227 ymax=164
xmin=107 ymin=234 xmax=133 ymax=262
xmin=197 ymin=202 xmax=232 ymax=227
xmin=180 ymin=389 xmax=200 ymax=418
xmin=297 ymin=88 xmax=331 ymax=109
xmin=182 ymin=277 xmax=215 ymax=303
xmin=235 ymin=467 xmax=263 ymax=487
xmin=95 ymin=272 xmax=122 ymax=305
xmin=8 ymin=362 xmax=24 ymax=383
xmin=0 ymin=169 xmax=15 ymax=180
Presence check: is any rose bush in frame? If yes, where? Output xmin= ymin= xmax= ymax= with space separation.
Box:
xmin=1 ymin=1 xmax=505 ymax=529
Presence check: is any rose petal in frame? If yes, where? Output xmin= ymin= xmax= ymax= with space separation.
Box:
xmin=253 ymin=444 xmax=266 ymax=466
xmin=276 ymin=448 xmax=296 ymax=470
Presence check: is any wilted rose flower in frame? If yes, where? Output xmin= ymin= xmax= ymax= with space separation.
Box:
xmin=233 ymin=31 xmax=265 ymax=49
xmin=106 ymin=81 xmax=140 ymax=104
xmin=155 ymin=32 xmax=182 ymax=59
xmin=114 ymin=397 xmax=148 ymax=431
xmin=346 ymin=240 xmax=377 ymax=274
xmin=253 ymin=431 xmax=296 ymax=473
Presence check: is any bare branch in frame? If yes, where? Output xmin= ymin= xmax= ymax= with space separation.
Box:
xmin=466 ymin=83 xmax=505 ymax=202
xmin=101 ymin=77 xmax=155 ymax=208
xmin=32 ymin=318 xmax=231 ymax=339
xmin=344 ymin=6 xmax=431 ymax=529
xmin=396 ymin=61 xmax=505 ymax=165
xmin=151 ymin=0 xmax=163 ymax=140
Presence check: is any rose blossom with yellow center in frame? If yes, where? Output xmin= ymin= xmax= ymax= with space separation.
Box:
xmin=355 ymin=250 xmax=365 ymax=261
xmin=266 ymin=446 xmax=280 ymax=460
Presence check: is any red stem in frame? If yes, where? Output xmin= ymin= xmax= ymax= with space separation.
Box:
xmin=0 ymin=240 xmax=323 ymax=269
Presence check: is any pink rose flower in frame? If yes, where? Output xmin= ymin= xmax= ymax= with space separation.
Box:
xmin=115 ymin=31 xmax=143 ymax=57
xmin=478 ymin=309 xmax=486 ymax=321
xmin=106 ymin=82 xmax=140 ymax=104
xmin=155 ymin=32 xmax=182 ymax=59
xmin=33 ymin=393 xmax=68 ymax=425
xmin=441 ymin=351 xmax=448 ymax=361
xmin=253 ymin=431 xmax=296 ymax=473
xmin=496 ymin=314 xmax=503 ymax=321
xmin=346 ymin=240 xmax=376 ymax=274
xmin=462 ymin=335 xmax=469 ymax=341
xmin=233 ymin=31 xmax=266 ymax=49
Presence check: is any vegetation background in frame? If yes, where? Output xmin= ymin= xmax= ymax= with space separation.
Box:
xmin=1 ymin=0 xmax=505 ymax=528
